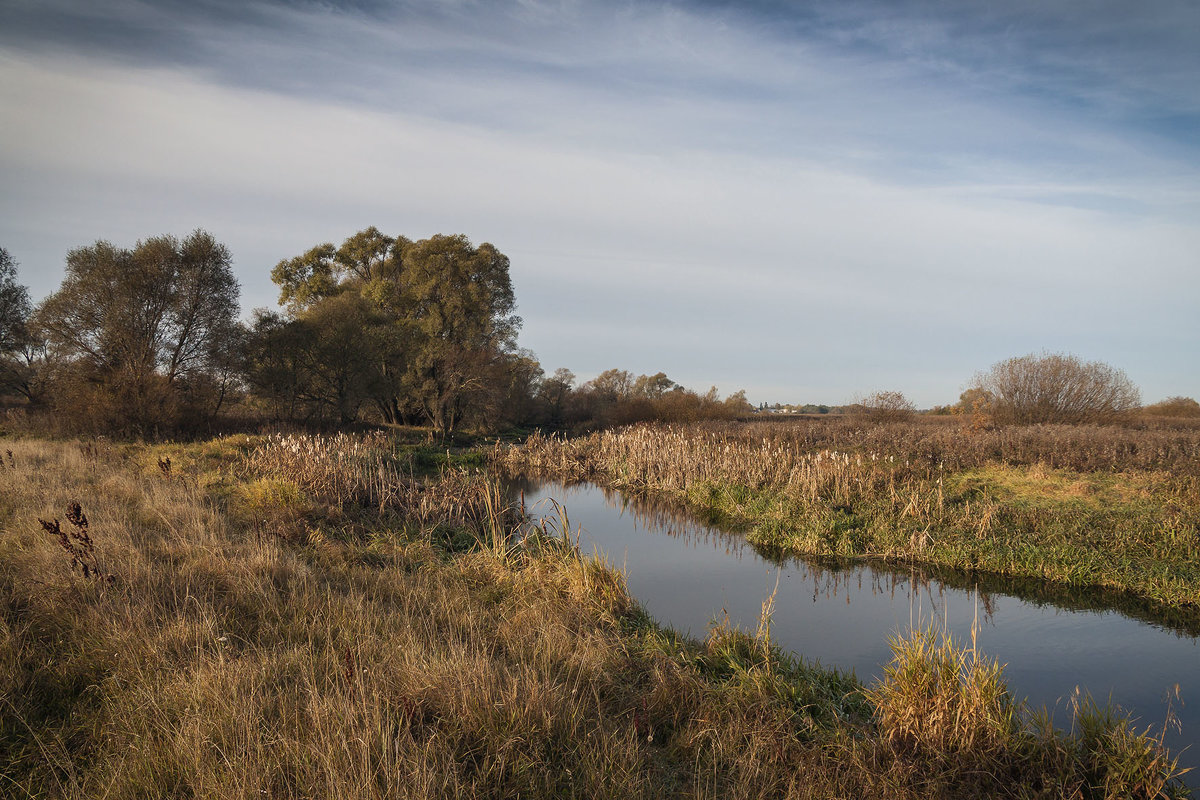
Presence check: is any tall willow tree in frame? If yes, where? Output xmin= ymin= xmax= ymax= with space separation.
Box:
xmin=398 ymin=234 xmax=519 ymax=435
xmin=260 ymin=228 xmax=521 ymax=434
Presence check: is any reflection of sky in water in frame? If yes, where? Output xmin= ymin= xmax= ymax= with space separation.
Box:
xmin=512 ymin=479 xmax=1200 ymax=781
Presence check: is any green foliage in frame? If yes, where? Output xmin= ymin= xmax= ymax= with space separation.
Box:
xmin=270 ymin=242 xmax=341 ymax=310
xmin=0 ymin=246 xmax=35 ymax=399
xmin=0 ymin=246 xmax=30 ymax=356
xmin=258 ymin=228 xmax=523 ymax=434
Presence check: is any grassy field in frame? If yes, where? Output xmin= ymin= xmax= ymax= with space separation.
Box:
xmin=496 ymin=417 xmax=1200 ymax=614
xmin=0 ymin=432 xmax=1190 ymax=798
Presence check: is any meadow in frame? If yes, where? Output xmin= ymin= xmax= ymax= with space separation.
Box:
xmin=0 ymin=431 xmax=1191 ymax=798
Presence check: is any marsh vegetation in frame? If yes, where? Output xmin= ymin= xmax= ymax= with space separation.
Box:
xmin=496 ymin=417 xmax=1200 ymax=611
xmin=1 ymin=432 xmax=1190 ymax=798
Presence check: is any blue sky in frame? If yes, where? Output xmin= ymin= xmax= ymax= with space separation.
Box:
xmin=1 ymin=0 xmax=1197 ymax=405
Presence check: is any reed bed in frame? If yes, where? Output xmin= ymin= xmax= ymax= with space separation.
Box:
xmin=501 ymin=418 xmax=1200 ymax=483
xmin=0 ymin=434 xmax=1189 ymax=798
xmin=237 ymin=431 xmax=517 ymax=541
xmin=496 ymin=420 xmax=1200 ymax=610
xmin=240 ymin=431 xmax=410 ymax=508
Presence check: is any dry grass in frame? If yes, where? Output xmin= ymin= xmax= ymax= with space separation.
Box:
xmin=0 ymin=434 xmax=1189 ymax=798
xmin=867 ymin=628 xmax=1188 ymax=799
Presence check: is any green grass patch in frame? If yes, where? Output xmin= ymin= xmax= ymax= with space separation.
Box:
xmin=947 ymin=462 xmax=1162 ymax=511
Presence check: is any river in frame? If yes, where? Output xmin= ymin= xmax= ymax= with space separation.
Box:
xmin=510 ymin=477 xmax=1200 ymax=781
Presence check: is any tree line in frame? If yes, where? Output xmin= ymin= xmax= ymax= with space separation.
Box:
xmin=0 ymin=230 xmax=751 ymax=437
xmin=3 ymin=231 xmax=1191 ymax=436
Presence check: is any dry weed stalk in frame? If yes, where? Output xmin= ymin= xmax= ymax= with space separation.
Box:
xmin=38 ymin=502 xmax=109 ymax=582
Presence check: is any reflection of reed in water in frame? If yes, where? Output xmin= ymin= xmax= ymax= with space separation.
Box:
xmin=511 ymin=476 xmax=752 ymax=560
xmin=594 ymin=483 xmax=751 ymax=560
xmin=788 ymin=558 xmax=998 ymax=627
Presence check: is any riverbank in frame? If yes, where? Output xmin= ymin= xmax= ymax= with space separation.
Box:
xmin=0 ymin=433 xmax=1189 ymax=798
xmin=496 ymin=418 xmax=1200 ymax=614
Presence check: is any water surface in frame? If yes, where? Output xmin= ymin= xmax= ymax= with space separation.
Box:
xmin=511 ymin=477 xmax=1200 ymax=779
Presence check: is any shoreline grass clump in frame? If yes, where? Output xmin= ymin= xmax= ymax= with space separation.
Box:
xmin=866 ymin=628 xmax=1188 ymax=798
xmin=0 ymin=434 xmax=1190 ymax=798
xmin=495 ymin=419 xmax=1200 ymax=612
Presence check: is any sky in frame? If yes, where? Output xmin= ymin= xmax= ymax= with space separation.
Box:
xmin=1 ymin=0 xmax=1197 ymax=407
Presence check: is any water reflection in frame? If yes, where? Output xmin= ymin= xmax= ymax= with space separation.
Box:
xmin=507 ymin=476 xmax=1200 ymax=781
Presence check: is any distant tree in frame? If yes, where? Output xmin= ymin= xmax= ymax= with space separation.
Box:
xmin=587 ymin=369 xmax=634 ymax=402
xmin=633 ymin=371 xmax=677 ymax=399
xmin=857 ymin=390 xmax=916 ymax=423
xmin=336 ymin=226 xmax=401 ymax=283
xmin=722 ymin=389 xmax=753 ymax=416
xmin=34 ymin=231 xmax=240 ymax=433
xmin=244 ymin=296 xmax=397 ymax=425
xmin=957 ymin=387 xmax=994 ymax=414
xmin=953 ymin=386 xmax=996 ymax=430
xmin=0 ymin=247 xmax=35 ymax=399
xmin=480 ymin=349 xmax=543 ymax=429
xmin=242 ymin=310 xmax=311 ymax=421
xmin=1142 ymin=396 xmax=1200 ymax=418
xmin=400 ymin=235 xmax=520 ymax=436
xmin=970 ymin=352 xmax=1140 ymax=425
xmin=538 ymin=367 xmax=576 ymax=425
xmin=299 ymin=292 xmax=388 ymax=425
xmin=270 ymin=227 xmax=407 ymax=312
xmin=0 ymin=247 xmax=29 ymax=355
xmin=271 ymin=242 xmax=342 ymax=311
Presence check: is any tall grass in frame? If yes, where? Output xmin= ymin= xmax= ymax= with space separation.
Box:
xmin=868 ymin=628 xmax=1188 ymax=798
xmin=0 ymin=434 xmax=1189 ymax=798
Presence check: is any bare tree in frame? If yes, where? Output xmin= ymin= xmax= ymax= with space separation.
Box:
xmin=856 ymin=390 xmax=917 ymax=423
xmin=971 ymin=352 xmax=1140 ymax=425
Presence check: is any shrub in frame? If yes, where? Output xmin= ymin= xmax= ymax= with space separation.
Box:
xmin=1143 ymin=396 xmax=1200 ymax=418
xmin=856 ymin=390 xmax=916 ymax=423
xmin=970 ymin=352 xmax=1140 ymax=425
